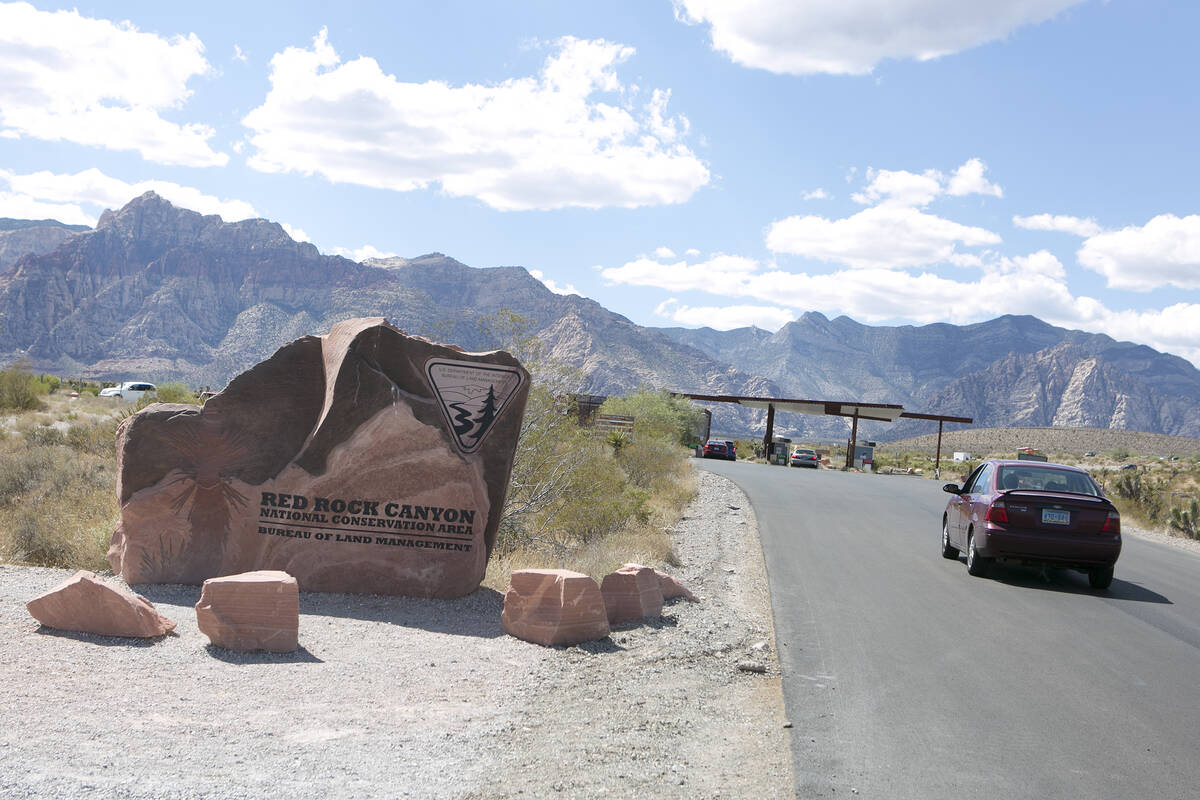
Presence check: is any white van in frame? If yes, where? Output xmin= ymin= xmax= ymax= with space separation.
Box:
xmin=99 ymin=381 xmax=157 ymax=402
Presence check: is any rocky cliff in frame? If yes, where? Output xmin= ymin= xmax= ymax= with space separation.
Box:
xmin=0 ymin=219 xmax=90 ymax=272
xmin=2 ymin=193 xmax=1198 ymax=439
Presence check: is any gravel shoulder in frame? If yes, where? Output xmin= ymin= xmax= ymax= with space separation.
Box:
xmin=0 ymin=466 xmax=793 ymax=800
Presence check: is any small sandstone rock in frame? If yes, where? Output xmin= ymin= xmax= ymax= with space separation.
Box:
xmin=654 ymin=569 xmax=699 ymax=602
xmin=600 ymin=563 xmax=663 ymax=624
xmin=502 ymin=569 xmax=609 ymax=646
xmin=196 ymin=570 xmax=299 ymax=653
xmin=26 ymin=570 xmax=175 ymax=638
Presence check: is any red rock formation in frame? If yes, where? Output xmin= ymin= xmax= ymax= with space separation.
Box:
xmin=600 ymin=563 xmax=664 ymax=624
xmin=26 ymin=570 xmax=175 ymax=638
xmin=654 ymin=569 xmax=699 ymax=602
xmin=107 ymin=317 xmax=528 ymax=599
xmin=195 ymin=570 xmax=299 ymax=653
xmin=501 ymin=569 xmax=610 ymax=647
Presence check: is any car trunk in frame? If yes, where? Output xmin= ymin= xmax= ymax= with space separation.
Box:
xmin=999 ymin=490 xmax=1113 ymax=534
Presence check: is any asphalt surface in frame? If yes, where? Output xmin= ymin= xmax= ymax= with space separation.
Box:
xmin=698 ymin=458 xmax=1200 ymax=800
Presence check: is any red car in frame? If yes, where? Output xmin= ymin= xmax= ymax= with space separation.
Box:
xmin=941 ymin=460 xmax=1121 ymax=589
xmin=702 ymin=440 xmax=729 ymax=459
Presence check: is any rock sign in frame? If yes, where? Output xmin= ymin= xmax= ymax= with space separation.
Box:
xmin=107 ymin=318 xmax=529 ymax=598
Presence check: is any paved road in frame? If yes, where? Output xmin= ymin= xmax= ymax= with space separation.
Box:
xmin=698 ymin=459 xmax=1200 ymax=800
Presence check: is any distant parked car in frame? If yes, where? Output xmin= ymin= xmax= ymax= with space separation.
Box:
xmin=724 ymin=440 xmax=737 ymax=461
xmin=99 ymin=381 xmax=157 ymax=402
xmin=940 ymin=460 xmax=1121 ymax=589
xmin=702 ymin=440 xmax=729 ymax=459
xmin=790 ymin=448 xmax=820 ymax=468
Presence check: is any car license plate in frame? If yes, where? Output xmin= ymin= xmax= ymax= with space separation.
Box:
xmin=1042 ymin=509 xmax=1070 ymax=525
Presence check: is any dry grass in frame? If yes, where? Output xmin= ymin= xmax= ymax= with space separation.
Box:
xmin=889 ymin=426 xmax=1200 ymax=459
xmin=0 ymin=419 xmax=120 ymax=571
xmin=483 ymin=452 xmax=696 ymax=592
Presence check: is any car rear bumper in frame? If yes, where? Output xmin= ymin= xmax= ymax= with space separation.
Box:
xmin=975 ymin=526 xmax=1121 ymax=568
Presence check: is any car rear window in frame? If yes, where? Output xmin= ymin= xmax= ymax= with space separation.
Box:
xmin=997 ymin=466 xmax=1100 ymax=496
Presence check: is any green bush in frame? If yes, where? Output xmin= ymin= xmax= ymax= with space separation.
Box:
xmin=599 ymin=389 xmax=706 ymax=446
xmin=0 ymin=359 xmax=43 ymax=411
xmin=1168 ymin=498 xmax=1199 ymax=539
xmin=153 ymin=382 xmax=198 ymax=404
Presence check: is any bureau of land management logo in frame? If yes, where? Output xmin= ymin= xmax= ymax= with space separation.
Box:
xmin=426 ymin=358 xmax=525 ymax=454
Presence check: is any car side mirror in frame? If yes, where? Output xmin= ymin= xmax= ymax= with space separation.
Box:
xmin=942 ymin=483 xmax=962 ymax=495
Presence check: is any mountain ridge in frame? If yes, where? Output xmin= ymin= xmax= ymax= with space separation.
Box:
xmin=1 ymin=192 xmax=1198 ymax=440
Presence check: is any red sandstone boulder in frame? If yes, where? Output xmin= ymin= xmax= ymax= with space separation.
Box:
xmin=106 ymin=318 xmax=529 ymax=599
xmin=502 ymin=569 xmax=610 ymax=646
xmin=654 ymin=569 xmax=699 ymax=602
xmin=195 ymin=570 xmax=299 ymax=653
xmin=600 ymin=563 xmax=664 ymax=624
xmin=26 ymin=570 xmax=175 ymax=638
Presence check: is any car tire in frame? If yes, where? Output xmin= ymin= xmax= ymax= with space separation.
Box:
xmin=941 ymin=518 xmax=960 ymax=560
xmin=1088 ymin=566 xmax=1114 ymax=590
xmin=966 ymin=531 xmax=991 ymax=577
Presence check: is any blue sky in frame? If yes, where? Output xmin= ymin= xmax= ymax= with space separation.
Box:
xmin=2 ymin=1 xmax=1198 ymax=364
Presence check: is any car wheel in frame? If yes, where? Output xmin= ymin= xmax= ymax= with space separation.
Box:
xmin=1088 ymin=566 xmax=1114 ymax=590
xmin=966 ymin=531 xmax=991 ymax=577
xmin=941 ymin=518 xmax=960 ymax=560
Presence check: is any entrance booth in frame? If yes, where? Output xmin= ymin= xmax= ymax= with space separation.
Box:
xmin=768 ymin=437 xmax=791 ymax=466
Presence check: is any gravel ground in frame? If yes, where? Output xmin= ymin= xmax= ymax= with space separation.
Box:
xmin=0 ymin=467 xmax=793 ymax=799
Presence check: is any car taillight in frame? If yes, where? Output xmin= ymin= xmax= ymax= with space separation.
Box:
xmin=1101 ymin=511 xmax=1121 ymax=534
xmin=985 ymin=500 xmax=1008 ymax=524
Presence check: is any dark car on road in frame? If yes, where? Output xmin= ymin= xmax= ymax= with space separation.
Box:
xmin=790 ymin=447 xmax=820 ymax=468
xmin=941 ymin=460 xmax=1121 ymax=589
xmin=724 ymin=440 xmax=737 ymax=461
xmin=702 ymin=440 xmax=729 ymax=459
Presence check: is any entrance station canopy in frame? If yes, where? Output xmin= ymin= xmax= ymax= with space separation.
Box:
xmin=674 ymin=392 xmax=971 ymax=471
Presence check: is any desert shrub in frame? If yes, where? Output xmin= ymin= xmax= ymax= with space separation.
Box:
xmin=66 ymin=420 xmax=118 ymax=457
xmin=599 ymin=389 xmax=706 ymax=446
xmin=153 ymin=382 xmax=198 ymax=404
xmin=31 ymin=374 xmax=60 ymax=394
xmin=1168 ymin=498 xmax=1199 ymax=539
xmin=482 ymin=312 xmax=695 ymax=570
xmin=25 ymin=426 xmax=65 ymax=447
xmin=0 ymin=447 xmax=57 ymax=506
xmin=0 ymin=434 xmax=117 ymax=569
xmin=0 ymin=359 xmax=43 ymax=411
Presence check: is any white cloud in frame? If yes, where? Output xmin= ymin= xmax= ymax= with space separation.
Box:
xmin=1 ymin=168 xmax=258 ymax=223
xmin=654 ymin=298 xmax=795 ymax=330
xmin=0 ymin=2 xmax=226 ymax=166
xmin=766 ymin=204 xmax=1001 ymax=269
xmin=601 ymin=253 xmax=761 ymax=294
xmin=280 ymin=224 xmax=310 ymax=243
xmin=803 ymin=188 xmax=827 ymax=200
xmin=0 ymin=191 xmax=92 ymax=226
xmin=243 ymin=31 xmax=709 ymax=211
xmin=946 ymin=158 xmax=1003 ymax=197
xmin=233 ymin=44 xmax=247 ymax=63
xmin=852 ymin=167 xmax=943 ymax=207
xmin=654 ymin=246 xmax=677 ymax=259
xmin=529 ymin=269 xmax=580 ymax=296
xmin=1013 ymin=213 xmax=1103 ymax=237
xmin=674 ymin=0 xmax=1085 ymax=75
xmin=1077 ymin=214 xmax=1200 ymax=291
xmin=604 ymin=247 xmax=1200 ymax=366
xmin=685 ymin=248 xmax=701 ymax=256
xmin=330 ymin=243 xmax=394 ymax=261
xmin=988 ymin=249 xmax=1066 ymax=279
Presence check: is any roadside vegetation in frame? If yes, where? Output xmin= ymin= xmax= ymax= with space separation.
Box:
xmin=479 ymin=312 xmax=704 ymax=590
xmin=0 ymin=366 xmax=206 ymax=569
xmin=2 ymin=332 xmax=705 ymax=586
